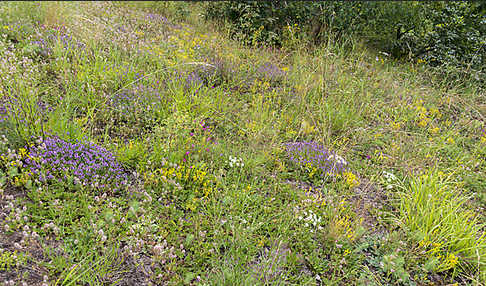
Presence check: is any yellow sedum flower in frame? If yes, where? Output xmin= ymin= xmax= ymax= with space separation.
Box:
xmin=343 ymin=171 xmax=359 ymax=189
xmin=391 ymin=121 xmax=401 ymax=131
xmin=429 ymin=127 xmax=440 ymax=134
xmin=418 ymin=119 xmax=428 ymax=128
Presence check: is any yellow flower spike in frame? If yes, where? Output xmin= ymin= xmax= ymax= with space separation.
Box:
xmin=418 ymin=119 xmax=428 ymax=128
xmin=391 ymin=121 xmax=401 ymax=131
xmin=342 ymin=172 xmax=360 ymax=189
xmin=257 ymin=238 xmax=265 ymax=248
xmin=429 ymin=127 xmax=440 ymax=134
xmin=447 ymin=137 xmax=455 ymax=144
xmin=448 ymin=253 xmax=458 ymax=267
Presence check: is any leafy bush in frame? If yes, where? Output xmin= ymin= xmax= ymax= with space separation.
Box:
xmin=203 ymin=2 xmax=485 ymax=82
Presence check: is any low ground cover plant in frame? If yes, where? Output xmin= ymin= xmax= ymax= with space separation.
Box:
xmin=0 ymin=1 xmax=484 ymax=285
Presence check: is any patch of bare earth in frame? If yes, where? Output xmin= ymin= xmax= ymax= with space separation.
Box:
xmin=349 ymin=178 xmax=388 ymax=236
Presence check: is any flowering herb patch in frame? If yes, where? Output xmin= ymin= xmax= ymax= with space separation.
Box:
xmin=109 ymin=83 xmax=165 ymax=116
xmin=95 ymin=78 xmax=170 ymax=139
xmin=0 ymin=103 xmax=8 ymax=123
xmin=166 ymin=67 xmax=218 ymax=94
xmin=182 ymin=119 xmax=218 ymax=164
xmin=481 ymin=128 xmax=486 ymax=144
xmin=257 ymin=62 xmax=287 ymax=82
xmin=284 ymin=141 xmax=348 ymax=182
xmin=144 ymin=162 xmax=216 ymax=212
xmin=32 ymin=26 xmax=85 ymax=58
xmin=22 ymin=136 xmax=128 ymax=191
xmin=184 ymin=71 xmax=204 ymax=90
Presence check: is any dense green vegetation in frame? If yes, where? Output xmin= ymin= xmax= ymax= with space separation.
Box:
xmin=204 ymin=2 xmax=486 ymax=88
xmin=0 ymin=2 xmax=485 ymax=285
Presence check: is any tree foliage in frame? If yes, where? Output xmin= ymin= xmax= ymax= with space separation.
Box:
xmin=204 ymin=1 xmax=485 ymax=79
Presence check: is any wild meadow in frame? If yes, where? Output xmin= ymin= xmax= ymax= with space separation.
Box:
xmin=0 ymin=2 xmax=485 ymax=285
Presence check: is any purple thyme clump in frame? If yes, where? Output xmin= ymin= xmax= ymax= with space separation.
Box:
xmin=145 ymin=12 xmax=181 ymax=29
xmin=284 ymin=141 xmax=348 ymax=176
xmin=1 ymin=94 xmax=57 ymax=130
xmin=257 ymin=62 xmax=287 ymax=82
xmin=109 ymin=82 xmax=165 ymax=116
xmin=145 ymin=13 xmax=168 ymax=24
xmin=24 ymin=136 xmax=128 ymax=191
xmin=185 ymin=71 xmax=204 ymax=89
xmin=0 ymin=104 xmax=8 ymax=123
xmin=32 ymin=27 xmax=85 ymax=58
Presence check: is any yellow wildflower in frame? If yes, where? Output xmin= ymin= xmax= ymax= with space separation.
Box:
xmin=418 ymin=119 xmax=428 ymax=128
xmin=445 ymin=252 xmax=458 ymax=268
xmin=257 ymin=238 xmax=265 ymax=247
xmin=391 ymin=121 xmax=401 ymax=131
xmin=343 ymin=171 xmax=359 ymax=189
xmin=429 ymin=127 xmax=440 ymax=134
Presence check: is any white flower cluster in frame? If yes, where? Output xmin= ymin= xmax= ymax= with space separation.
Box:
xmin=151 ymin=239 xmax=179 ymax=264
xmin=228 ymin=155 xmax=244 ymax=168
xmin=297 ymin=209 xmax=323 ymax=232
xmin=383 ymin=171 xmax=397 ymax=190
xmin=329 ymin=154 xmax=347 ymax=166
xmin=0 ymin=134 xmax=7 ymax=146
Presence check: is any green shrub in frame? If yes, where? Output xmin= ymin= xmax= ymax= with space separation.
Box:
xmin=202 ymin=2 xmax=485 ymax=84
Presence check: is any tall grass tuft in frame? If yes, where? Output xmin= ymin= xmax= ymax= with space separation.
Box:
xmin=397 ymin=170 xmax=486 ymax=279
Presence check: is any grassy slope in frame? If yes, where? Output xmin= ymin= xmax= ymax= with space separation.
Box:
xmin=0 ymin=2 xmax=485 ymax=285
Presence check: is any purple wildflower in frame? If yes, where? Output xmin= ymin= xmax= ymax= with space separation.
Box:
xmin=257 ymin=62 xmax=287 ymax=82
xmin=23 ymin=136 xmax=128 ymax=192
xmin=283 ymin=141 xmax=348 ymax=176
